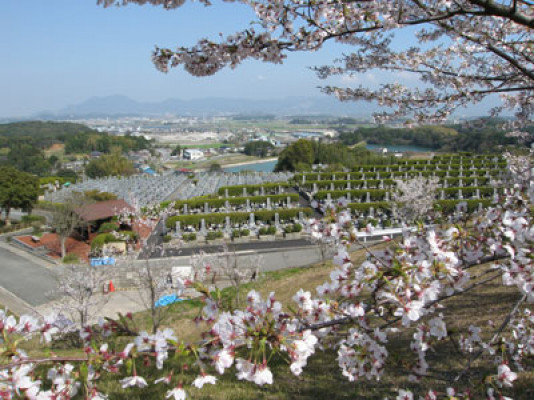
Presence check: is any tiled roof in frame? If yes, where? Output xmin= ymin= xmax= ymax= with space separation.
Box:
xmin=74 ymin=199 xmax=135 ymax=222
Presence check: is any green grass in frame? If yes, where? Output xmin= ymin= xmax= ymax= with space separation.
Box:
xmin=13 ymin=245 xmax=534 ymax=399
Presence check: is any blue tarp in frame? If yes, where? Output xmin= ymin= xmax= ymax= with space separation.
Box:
xmin=155 ymin=294 xmax=183 ymax=308
xmin=90 ymin=257 xmax=116 ymax=267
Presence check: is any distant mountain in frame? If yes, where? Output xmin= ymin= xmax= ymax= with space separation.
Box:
xmin=53 ymin=95 xmax=376 ymax=118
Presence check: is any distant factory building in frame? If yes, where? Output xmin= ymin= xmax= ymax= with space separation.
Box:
xmin=183 ymin=149 xmax=204 ymax=160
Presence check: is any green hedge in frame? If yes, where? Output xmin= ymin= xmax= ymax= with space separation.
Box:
xmin=347 ymin=199 xmax=493 ymax=215
xmin=173 ymin=194 xmax=299 ymax=212
xmin=166 ymin=208 xmax=313 ymax=229
xmin=315 ymin=189 xmax=388 ymax=201
xmin=218 ymin=182 xmax=291 ymax=196
xmin=21 ymin=215 xmax=46 ymax=224
xmin=435 ymin=199 xmax=493 ymax=213
xmin=295 ymin=168 xmax=502 ymax=182
xmin=348 ymin=202 xmax=392 ymax=213
xmin=91 ymin=233 xmax=120 ymax=249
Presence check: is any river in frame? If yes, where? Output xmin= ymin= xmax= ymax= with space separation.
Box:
xmin=223 ymin=159 xmax=278 ymax=173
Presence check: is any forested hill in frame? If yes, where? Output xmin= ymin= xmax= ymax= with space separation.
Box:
xmin=0 ymin=121 xmax=94 ymax=139
xmin=338 ymin=122 xmax=522 ymax=152
xmin=0 ymin=121 xmax=152 ymax=177
xmin=0 ymin=121 xmax=151 ymax=153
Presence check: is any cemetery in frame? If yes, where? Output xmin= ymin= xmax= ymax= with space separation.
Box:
xmin=39 ymin=154 xmax=509 ymax=250
xmin=44 ymin=170 xmax=294 ymax=208
xmin=159 ymin=154 xmax=507 ymax=245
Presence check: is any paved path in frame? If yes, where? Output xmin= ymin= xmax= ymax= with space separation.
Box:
xmin=149 ymin=238 xmax=313 ymax=258
xmin=0 ymin=242 xmax=58 ymax=310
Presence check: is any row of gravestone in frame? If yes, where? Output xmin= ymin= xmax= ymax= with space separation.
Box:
xmin=172 ymin=211 xmax=308 ymax=237
xmin=174 ymin=196 xmax=296 ymax=215
xmin=45 ymin=171 xmax=294 ymax=208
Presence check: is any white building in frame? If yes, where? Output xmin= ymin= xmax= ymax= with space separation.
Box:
xmin=183 ymin=149 xmax=204 ymax=160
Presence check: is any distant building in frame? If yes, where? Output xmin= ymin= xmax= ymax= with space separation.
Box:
xmin=183 ymin=149 xmax=204 ymax=160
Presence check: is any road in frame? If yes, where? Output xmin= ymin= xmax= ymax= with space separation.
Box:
xmin=0 ymin=243 xmax=58 ymax=309
xmin=145 ymin=238 xmax=314 ymax=258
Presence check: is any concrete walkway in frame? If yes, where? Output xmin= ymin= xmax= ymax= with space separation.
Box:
xmin=0 ymin=240 xmax=59 ymax=314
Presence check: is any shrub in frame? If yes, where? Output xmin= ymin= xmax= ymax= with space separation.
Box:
xmin=182 ymin=233 xmax=197 ymax=242
xmin=62 ymin=253 xmax=80 ymax=264
xmin=21 ymin=215 xmax=46 ymax=224
xmin=284 ymin=223 xmax=302 ymax=233
xmin=31 ymin=221 xmax=42 ymax=235
xmin=98 ymin=222 xmax=119 ymax=233
xmin=163 ymin=234 xmax=172 ymax=243
xmin=91 ymin=233 xmax=118 ymax=249
xmin=240 ymin=229 xmax=250 ymax=237
xmin=259 ymin=226 xmax=277 ymax=235
xmin=206 ymin=231 xmax=224 ymax=240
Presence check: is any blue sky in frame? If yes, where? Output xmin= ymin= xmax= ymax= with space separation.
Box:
xmin=1 ymin=1 xmax=498 ymax=118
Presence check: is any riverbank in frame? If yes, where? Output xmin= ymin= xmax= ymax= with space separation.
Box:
xmin=221 ymin=157 xmax=278 ymax=169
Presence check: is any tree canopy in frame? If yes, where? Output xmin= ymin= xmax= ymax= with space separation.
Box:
xmin=0 ymin=166 xmax=39 ymax=224
xmin=99 ymin=0 xmax=533 ymax=126
xmin=85 ymin=151 xmax=135 ymax=178
xmin=244 ymin=140 xmax=275 ymax=157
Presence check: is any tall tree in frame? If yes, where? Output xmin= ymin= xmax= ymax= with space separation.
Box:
xmin=50 ymin=193 xmax=90 ymax=259
xmin=85 ymin=149 xmax=135 ymax=178
xmin=0 ymin=167 xmax=39 ymax=226
xmin=275 ymin=139 xmax=314 ymax=171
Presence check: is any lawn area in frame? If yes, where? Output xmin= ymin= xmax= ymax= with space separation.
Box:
xmin=165 ymin=154 xmax=265 ymax=170
xmin=14 ymin=245 xmax=534 ymax=399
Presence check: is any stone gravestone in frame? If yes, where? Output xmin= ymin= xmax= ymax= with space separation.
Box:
xmin=286 ymin=196 xmax=291 ymax=208
xmin=302 ymin=175 xmax=306 ymax=184
xmin=175 ymin=221 xmax=181 ymax=237
xmin=458 ymin=189 xmax=463 ymax=200
xmin=246 ymin=198 xmax=251 ymax=212
xmin=204 ymin=202 xmax=210 ymax=214
xmin=369 ymin=207 xmax=374 ymax=218
xmin=347 ymin=181 xmax=351 ymax=190
xmin=326 ymin=193 xmax=332 ymax=208
xmin=200 ymin=219 xmax=207 ymax=236
xmin=347 ymin=193 xmax=351 ymax=203
xmin=384 ymin=191 xmax=390 ymax=202
xmin=183 ymin=203 xmax=188 ymax=214
xmin=366 ymin=192 xmax=371 ymax=203
xmin=266 ymin=197 xmax=272 ymax=210
xmin=299 ymin=211 xmax=304 ymax=223
xmin=440 ymin=190 xmax=445 ymax=200
xmin=225 ymin=216 xmax=231 ymax=234
xmin=260 ymin=186 xmax=265 ymax=196
xmin=225 ymin=200 xmax=230 ymax=211
xmin=313 ymin=183 xmax=318 ymax=193
xmin=243 ymin=187 xmax=247 ymax=197
xmin=330 ymin=182 xmax=335 ymax=191
xmin=274 ymin=213 xmax=280 ymax=230
xmin=475 ymin=188 xmax=480 ymax=199
xmin=225 ymin=188 xmax=229 ymax=198
xmin=249 ymin=213 xmax=255 ymax=229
